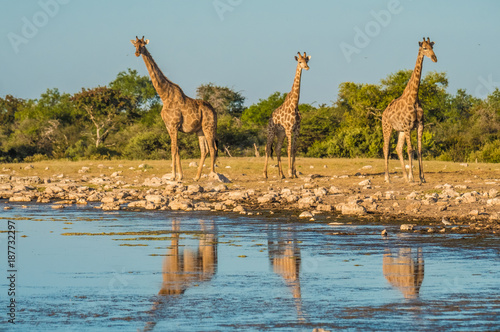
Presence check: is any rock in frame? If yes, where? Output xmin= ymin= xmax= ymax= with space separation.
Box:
xmin=145 ymin=194 xmax=165 ymax=204
xmin=0 ymin=184 xmax=12 ymax=190
xmin=257 ymin=194 xmax=277 ymax=204
xmin=337 ymin=202 xmax=367 ymax=215
xmin=0 ymin=174 xmax=12 ymax=183
xmin=13 ymin=176 xmax=42 ymax=185
xmin=143 ymin=177 xmax=164 ymax=187
xmin=78 ymin=167 xmax=90 ymax=174
xmin=101 ymin=196 xmax=116 ymax=204
xmin=488 ymin=188 xmax=499 ymax=198
xmin=209 ymin=172 xmax=231 ymax=183
xmin=233 ymin=205 xmax=247 ymax=214
xmin=358 ymin=179 xmax=371 ymax=186
xmin=186 ymin=184 xmax=204 ymax=194
xmin=87 ymin=193 xmax=103 ymax=202
xmin=298 ymin=196 xmax=318 ymax=208
xmin=469 ymin=210 xmax=480 ymax=216
xmin=316 ymin=204 xmax=333 ymax=212
xmin=111 ymin=171 xmax=123 ymax=177
xmin=400 ymin=224 xmax=415 ymax=231
xmin=487 ymin=198 xmax=500 ymax=206
xmin=128 ymin=200 xmax=147 ymax=209
xmin=329 ymin=186 xmax=343 ymax=194
xmin=45 ymin=186 xmax=64 ymax=195
xmin=284 ymin=194 xmax=299 ymax=203
xmin=101 ymin=203 xmax=121 ymax=211
xmin=381 ymin=229 xmax=388 ymax=236
xmin=385 ymin=191 xmax=396 ymax=200
xmin=406 ymin=202 xmax=422 ymax=213
xmin=9 ymin=195 xmax=32 ymax=202
xmin=313 ymin=187 xmax=328 ymax=197
xmin=441 ymin=217 xmax=452 ymax=225
xmin=211 ymin=184 xmax=228 ymax=192
xmin=24 ymin=165 xmax=34 ymax=170
xmin=169 ymin=198 xmax=193 ymax=211
xmin=299 ymin=211 xmax=314 ymax=218
xmin=189 ymin=162 xmax=198 ymax=167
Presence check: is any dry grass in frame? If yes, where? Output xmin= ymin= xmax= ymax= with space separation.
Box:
xmin=3 ymin=157 xmax=499 ymax=194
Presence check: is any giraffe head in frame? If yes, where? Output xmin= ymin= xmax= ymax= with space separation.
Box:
xmin=419 ymin=37 xmax=437 ymax=62
xmin=294 ymin=52 xmax=311 ymax=70
xmin=130 ymin=36 xmax=149 ymax=57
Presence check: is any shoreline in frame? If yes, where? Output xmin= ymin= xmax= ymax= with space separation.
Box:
xmin=1 ymin=158 xmax=499 ymax=235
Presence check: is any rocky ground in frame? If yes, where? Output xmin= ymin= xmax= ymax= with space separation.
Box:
xmin=1 ymin=158 xmax=499 ymax=235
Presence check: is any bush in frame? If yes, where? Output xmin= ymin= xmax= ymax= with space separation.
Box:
xmin=469 ymin=140 xmax=500 ymax=163
xmin=123 ymin=131 xmax=170 ymax=160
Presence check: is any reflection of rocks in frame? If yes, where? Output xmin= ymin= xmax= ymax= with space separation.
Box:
xmin=383 ymin=248 xmax=424 ymax=299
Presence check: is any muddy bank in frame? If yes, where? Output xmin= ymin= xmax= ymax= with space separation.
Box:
xmin=0 ymin=160 xmax=498 ymax=235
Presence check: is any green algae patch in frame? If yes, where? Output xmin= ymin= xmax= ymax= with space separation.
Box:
xmin=61 ymin=230 xmax=204 ymax=237
xmin=119 ymin=243 xmax=148 ymax=247
xmin=113 ymin=236 xmax=176 ymax=241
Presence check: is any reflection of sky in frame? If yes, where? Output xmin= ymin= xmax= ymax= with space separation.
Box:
xmin=1 ymin=204 xmax=499 ymax=330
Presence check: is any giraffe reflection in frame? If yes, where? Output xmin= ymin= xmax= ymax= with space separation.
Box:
xmin=143 ymin=220 xmax=217 ymax=331
xmin=383 ymin=248 xmax=424 ymax=299
xmin=159 ymin=220 xmax=217 ymax=295
xmin=268 ymin=226 xmax=305 ymax=320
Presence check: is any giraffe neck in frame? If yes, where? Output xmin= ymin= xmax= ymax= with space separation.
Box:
xmin=402 ymin=48 xmax=424 ymax=103
xmin=140 ymin=47 xmax=181 ymax=103
xmin=284 ymin=64 xmax=303 ymax=108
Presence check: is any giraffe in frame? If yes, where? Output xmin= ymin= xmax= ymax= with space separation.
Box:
xmin=130 ymin=36 xmax=217 ymax=181
xmin=263 ymin=52 xmax=311 ymax=179
xmin=382 ymin=37 xmax=437 ymax=183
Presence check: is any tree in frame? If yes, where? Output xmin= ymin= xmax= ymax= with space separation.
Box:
xmin=109 ymin=68 xmax=160 ymax=118
xmin=241 ymin=92 xmax=286 ymax=127
xmin=196 ymin=83 xmax=245 ymax=116
xmin=72 ymin=87 xmax=132 ymax=148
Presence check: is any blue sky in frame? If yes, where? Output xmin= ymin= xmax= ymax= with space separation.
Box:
xmin=1 ymin=0 xmax=499 ymax=106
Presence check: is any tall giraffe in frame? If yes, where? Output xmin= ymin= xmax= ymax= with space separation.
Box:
xmin=131 ymin=36 xmax=217 ymax=181
xmin=382 ymin=37 xmax=437 ymax=183
xmin=263 ymin=52 xmax=311 ymax=179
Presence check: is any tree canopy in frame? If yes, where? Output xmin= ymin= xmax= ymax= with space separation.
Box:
xmin=0 ymin=68 xmax=499 ymax=163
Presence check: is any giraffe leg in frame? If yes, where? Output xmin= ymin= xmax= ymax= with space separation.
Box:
xmin=405 ymin=131 xmax=415 ymax=182
xmin=169 ymin=129 xmax=182 ymax=181
xmin=416 ymin=117 xmax=426 ymax=183
xmin=275 ymin=130 xmax=286 ymax=179
xmin=395 ymin=131 xmax=409 ymax=182
xmin=263 ymin=124 xmax=275 ymax=179
xmin=194 ymin=132 xmax=208 ymax=181
xmin=291 ymin=135 xmax=298 ymax=178
xmin=201 ymin=105 xmax=218 ymax=179
xmin=382 ymin=120 xmax=392 ymax=183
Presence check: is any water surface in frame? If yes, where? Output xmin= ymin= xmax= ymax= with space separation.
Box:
xmin=1 ymin=203 xmax=499 ymax=331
